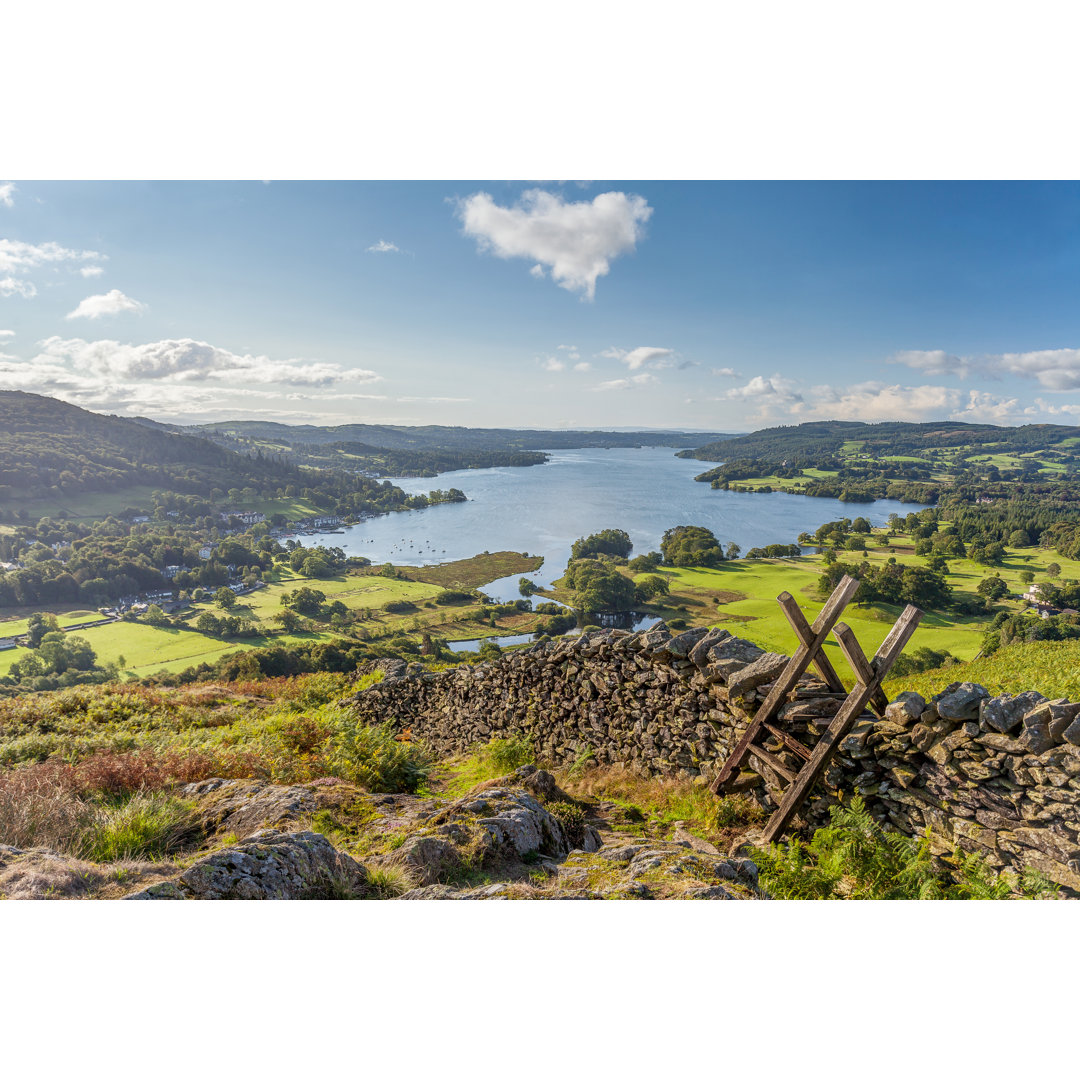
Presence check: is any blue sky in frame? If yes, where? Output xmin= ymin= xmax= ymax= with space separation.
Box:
xmin=3 ymin=179 xmax=1080 ymax=430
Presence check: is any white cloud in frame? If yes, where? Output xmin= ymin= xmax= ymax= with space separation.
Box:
xmin=573 ymin=361 xmax=591 ymax=372
xmin=541 ymin=356 xmax=565 ymax=373
xmin=592 ymin=372 xmax=657 ymax=392
xmin=0 ymin=329 xmax=14 ymax=339
xmin=366 ymin=239 xmax=401 ymax=254
xmin=725 ymin=374 xmax=802 ymax=403
xmin=0 ymin=183 xmax=15 ymax=208
xmin=33 ymin=337 xmax=379 ymax=389
xmin=557 ymin=344 xmax=581 ymax=360
xmin=891 ymin=349 xmax=975 ymax=378
xmin=456 ymin=188 xmax=652 ymax=300
xmin=893 ymin=345 xmax=1080 ymax=390
xmin=0 ymin=338 xmax=384 ymax=420
xmin=80 ymin=265 xmax=105 ymax=278
xmin=996 ymin=348 xmax=1080 ymax=390
xmin=0 ymin=276 xmax=37 ymax=298
xmin=529 ymin=264 xmax=545 ymax=279
xmin=0 ymin=238 xmax=104 ymax=298
xmin=601 ymin=345 xmax=681 ymax=371
xmin=66 ymin=289 xmax=147 ymax=320
xmin=712 ymin=366 xmax=740 ymax=377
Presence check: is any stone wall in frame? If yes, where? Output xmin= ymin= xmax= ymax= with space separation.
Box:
xmin=343 ymin=623 xmax=1080 ymax=893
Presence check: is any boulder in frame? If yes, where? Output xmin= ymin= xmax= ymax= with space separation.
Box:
xmin=934 ymin=682 xmax=990 ymax=721
xmin=125 ymin=830 xmax=370 ymax=900
xmin=689 ymin=628 xmax=732 ymax=669
xmin=980 ymin=691 xmax=1048 ymax=734
xmin=885 ymin=692 xmax=926 ymax=725
xmin=389 ymin=836 xmax=462 ymax=886
xmin=181 ymin=778 xmax=318 ymax=839
xmin=703 ymin=636 xmax=766 ymax=681
xmin=726 ymin=652 xmax=790 ymax=698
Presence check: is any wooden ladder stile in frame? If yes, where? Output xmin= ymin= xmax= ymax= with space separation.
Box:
xmin=709 ymin=574 xmax=860 ymax=795
xmin=709 ymin=577 xmax=924 ymax=843
xmin=759 ymin=604 xmax=923 ymax=843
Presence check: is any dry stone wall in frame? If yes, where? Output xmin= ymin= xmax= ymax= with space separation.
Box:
xmin=343 ymin=624 xmax=1080 ymax=893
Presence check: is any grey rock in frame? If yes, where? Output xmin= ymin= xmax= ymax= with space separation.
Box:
xmin=125 ymin=830 xmax=370 ymax=900
xmin=181 ymin=778 xmax=318 ymax=839
xmin=934 ymin=682 xmax=990 ymax=721
xmin=980 ymin=691 xmax=1049 ymax=734
xmin=689 ymin=628 xmax=732 ymax=668
xmin=684 ymin=885 xmax=735 ymax=899
xmin=726 ymin=652 xmax=790 ymax=698
xmin=391 ymin=835 xmax=463 ymax=886
xmin=885 ymin=692 xmax=926 ymax=725
xmin=398 ymin=884 xmax=464 ymax=900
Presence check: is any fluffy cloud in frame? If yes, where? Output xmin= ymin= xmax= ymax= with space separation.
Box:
xmin=367 ymin=240 xmax=401 ymax=253
xmin=725 ymin=374 xmax=802 ymax=404
xmin=712 ymin=366 xmax=740 ymax=377
xmin=0 ymin=238 xmax=104 ymax=298
xmin=0 ymin=276 xmax=37 ymax=298
xmin=0 ymin=338 xmax=384 ymax=420
xmin=592 ymin=372 xmax=657 ymax=392
xmin=33 ymin=337 xmax=377 ymax=388
xmin=0 ymin=183 xmax=15 ymax=208
xmin=456 ymin=188 xmax=652 ymax=300
xmin=0 ymin=329 xmax=14 ymax=339
xmin=66 ymin=289 xmax=146 ymax=320
xmin=541 ymin=356 xmax=565 ymax=372
xmin=80 ymin=265 xmax=105 ymax=278
xmin=893 ymin=346 xmax=1080 ymax=390
xmin=574 ymin=361 xmax=591 ymax=372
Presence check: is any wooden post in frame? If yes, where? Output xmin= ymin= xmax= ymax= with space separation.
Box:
xmin=710 ymin=574 xmax=860 ymax=794
xmin=760 ymin=603 xmax=923 ymax=843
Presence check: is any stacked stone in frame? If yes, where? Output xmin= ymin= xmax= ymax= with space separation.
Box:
xmin=343 ymin=624 xmax=1080 ymax=893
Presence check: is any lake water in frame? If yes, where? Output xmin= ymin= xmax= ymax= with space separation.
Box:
xmin=320 ymin=447 xmax=925 ymax=603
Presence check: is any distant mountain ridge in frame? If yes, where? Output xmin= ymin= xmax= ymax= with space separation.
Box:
xmin=0 ymin=391 xmax=308 ymax=503
xmin=183 ymin=420 xmax=733 ymax=452
xmin=680 ymin=419 xmax=1080 ymax=463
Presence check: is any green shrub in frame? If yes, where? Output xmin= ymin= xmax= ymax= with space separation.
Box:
xmin=754 ymin=795 xmax=1054 ymax=900
xmin=548 ymin=801 xmax=586 ymax=847
xmin=326 ymin=716 xmax=429 ymax=793
xmin=486 ymin=736 xmax=534 ymax=773
xmin=82 ymin=793 xmax=197 ymax=862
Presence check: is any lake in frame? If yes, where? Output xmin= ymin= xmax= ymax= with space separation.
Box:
xmin=320 ymin=447 xmax=926 ymax=603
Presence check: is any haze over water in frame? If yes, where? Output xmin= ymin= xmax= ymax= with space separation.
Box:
xmin=324 ymin=447 xmax=925 ymax=603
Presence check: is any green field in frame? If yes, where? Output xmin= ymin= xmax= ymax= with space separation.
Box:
xmin=627 ymin=533 xmax=1080 ymax=672
xmin=3 ymin=485 xmax=163 ymax=521
xmin=883 ymin=639 xmax=1080 ymax=701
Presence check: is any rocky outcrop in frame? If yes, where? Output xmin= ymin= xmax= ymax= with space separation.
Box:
xmin=126 ymin=830 xmax=371 ymax=900
xmin=342 ymin=623 xmax=1080 ymax=894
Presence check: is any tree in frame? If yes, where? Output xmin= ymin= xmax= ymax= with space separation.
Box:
xmin=628 ymin=551 xmax=662 ymax=573
xmin=196 ymin=612 xmax=222 ymax=635
xmin=725 ymin=543 xmax=742 ymax=560
xmin=518 ymin=577 xmax=539 ymax=597
xmin=1047 ymin=563 xmax=1062 ymax=578
xmin=635 ymin=575 xmax=670 ymax=602
xmin=214 ymin=587 xmax=237 ymax=610
xmin=571 ymin=529 xmax=633 ymax=560
xmin=281 ymin=586 xmax=326 ymax=616
xmin=1020 ymin=569 xmax=1035 ymax=584
xmin=977 ymin=576 xmax=1009 ymax=601
xmin=660 ymin=525 xmax=725 ymax=568
xmin=26 ymin=612 xmax=59 ymax=649
xmin=143 ymin=603 xmax=168 ymax=626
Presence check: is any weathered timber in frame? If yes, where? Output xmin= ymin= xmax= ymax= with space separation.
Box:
xmin=761 ymin=604 xmax=924 ymax=842
xmin=709 ymin=574 xmax=861 ymax=793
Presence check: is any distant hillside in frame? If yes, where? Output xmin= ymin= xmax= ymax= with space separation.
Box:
xmin=185 ymin=420 xmax=732 ymax=453
xmin=0 ymin=391 xmax=310 ymax=505
xmin=681 ymin=420 xmax=1080 ymax=463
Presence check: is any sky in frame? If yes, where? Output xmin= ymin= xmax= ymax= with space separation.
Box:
xmin=3 ymin=179 xmax=1080 ymax=432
